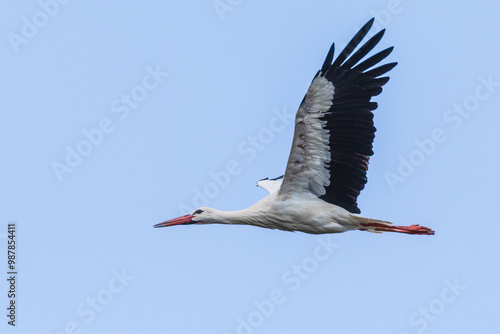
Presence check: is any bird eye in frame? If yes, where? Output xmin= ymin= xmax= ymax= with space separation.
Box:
xmin=193 ymin=209 xmax=204 ymax=215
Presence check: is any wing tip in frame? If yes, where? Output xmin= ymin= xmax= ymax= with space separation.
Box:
xmin=330 ymin=18 xmax=389 ymax=70
xmin=321 ymin=43 xmax=336 ymax=73
xmin=365 ymin=17 xmax=375 ymax=30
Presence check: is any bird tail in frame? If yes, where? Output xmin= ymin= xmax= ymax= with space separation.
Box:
xmin=355 ymin=216 xmax=435 ymax=235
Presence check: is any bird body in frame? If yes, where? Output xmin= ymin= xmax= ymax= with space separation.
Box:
xmin=155 ymin=18 xmax=435 ymax=236
xmin=159 ymin=186 xmax=431 ymax=235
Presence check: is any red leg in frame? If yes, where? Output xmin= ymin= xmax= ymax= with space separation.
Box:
xmin=360 ymin=222 xmax=435 ymax=235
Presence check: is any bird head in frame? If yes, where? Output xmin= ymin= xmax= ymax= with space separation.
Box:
xmin=154 ymin=207 xmax=217 ymax=228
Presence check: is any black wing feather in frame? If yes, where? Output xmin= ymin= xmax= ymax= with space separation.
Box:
xmin=318 ymin=19 xmax=397 ymax=213
xmin=340 ymin=29 xmax=386 ymax=70
xmin=352 ymin=47 xmax=394 ymax=72
xmin=321 ymin=44 xmax=335 ymax=73
xmin=331 ymin=18 xmax=374 ymax=69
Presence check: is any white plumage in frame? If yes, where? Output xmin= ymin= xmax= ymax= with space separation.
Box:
xmin=155 ymin=18 xmax=435 ymax=236
xmin=257 ymin=177 xmax=282 ymax=194
xmin=280 ymin=75 xmax=333 ymax=198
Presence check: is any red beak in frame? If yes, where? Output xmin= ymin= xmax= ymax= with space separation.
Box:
xmin=154 ymin=214 xmax=195 ymax=228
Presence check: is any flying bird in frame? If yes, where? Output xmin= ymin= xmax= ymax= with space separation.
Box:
xmin=155 ymin=18 xmax=434 ymax=236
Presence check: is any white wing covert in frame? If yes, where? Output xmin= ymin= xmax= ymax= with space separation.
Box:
xmin=257 ymin=176 xmax=283 ymax=194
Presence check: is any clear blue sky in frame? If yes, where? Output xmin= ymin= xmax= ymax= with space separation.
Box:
xmin=1 ymin=1 xmax=500 ymax=333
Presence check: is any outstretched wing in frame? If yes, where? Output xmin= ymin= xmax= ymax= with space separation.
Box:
xmin=279 ymin=18 xmax=397 ymax=213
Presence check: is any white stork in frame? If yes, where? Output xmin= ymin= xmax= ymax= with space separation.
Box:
xmin=155 ymin=18 xmax=434 ymax=235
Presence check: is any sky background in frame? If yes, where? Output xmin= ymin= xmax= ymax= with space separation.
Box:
xmin=1 ymin=1 xmax=500 ymax=333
